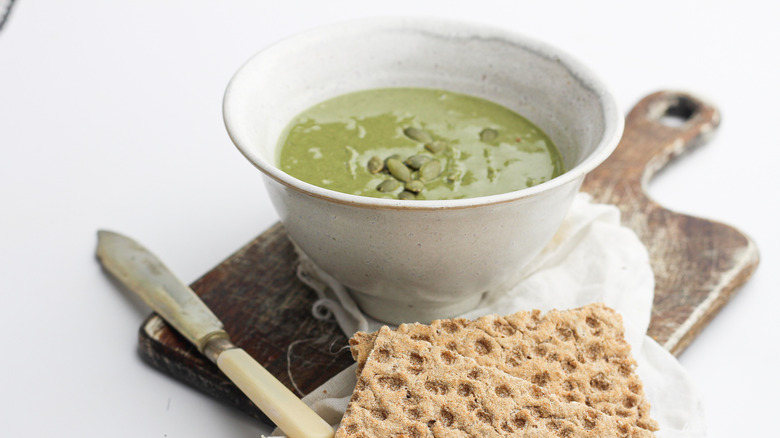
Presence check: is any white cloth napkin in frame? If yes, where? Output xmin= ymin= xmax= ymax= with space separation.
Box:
xmin=272 ymin=193 xmax=705 ymax=437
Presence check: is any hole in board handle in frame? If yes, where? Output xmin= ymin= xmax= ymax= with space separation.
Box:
xmin=658 ymin=95 xmax=699 ymax=127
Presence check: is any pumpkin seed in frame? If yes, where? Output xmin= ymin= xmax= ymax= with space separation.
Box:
xmin=398 ymin=190 xmax=416 ymax=200
xmin=384 ymin=154 xmax=401 ymax=164
xmin=376 ymin=179 xmax=399 ymax=192
xmin=425 ymin=140 xmax=447 ymax=154
xmin=479 ymin=128 xmax=498 ymax=142
xmin=403 ymin=127 xmax=433 ymax=143
xmin=445 ymin=170 xmax=462 ymax=183
xmin=367 ymin=156 xmax=384 ymax=174
xmin=386 ymin=158 xmax=412 ymax=182
xmin=405 ymin=154 xmax=432 ymax=170
xmin=405 ymin=179 xmax=425 ymax=193
xmin=419 ymin=160 xmax=442 ymax=182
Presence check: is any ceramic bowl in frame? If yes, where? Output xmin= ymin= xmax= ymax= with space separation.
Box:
xmin=223 ymin=17 xmax=623 ymax=324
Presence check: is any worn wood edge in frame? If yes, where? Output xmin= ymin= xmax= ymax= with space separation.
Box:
xmin=138 ymin=315 xmax=271 ymax=422
xmin=664 ymin=236 xmax=760 ymax=355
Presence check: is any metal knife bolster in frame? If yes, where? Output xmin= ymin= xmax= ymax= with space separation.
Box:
xmin=202 ymin=333 xmax=237 ymax=363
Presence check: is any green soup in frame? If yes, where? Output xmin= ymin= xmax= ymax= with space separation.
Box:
xmin=277 ymin=88 xmax=564 ymax=200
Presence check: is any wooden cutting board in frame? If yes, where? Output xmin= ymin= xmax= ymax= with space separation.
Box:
xmin=137 ymin=91 xmax=759 ymax=425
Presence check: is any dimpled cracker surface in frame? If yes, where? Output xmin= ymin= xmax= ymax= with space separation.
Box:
xmin=348 ymin=303 xmax=657 ymax=431
xmin=336 ymin=326 xmax=653 ymax=438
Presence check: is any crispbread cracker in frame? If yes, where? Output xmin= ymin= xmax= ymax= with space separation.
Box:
xmin=348 ymin=303 xmax=658 ymax=431
xmin=337 ymin=326 xmax=654 ymax=437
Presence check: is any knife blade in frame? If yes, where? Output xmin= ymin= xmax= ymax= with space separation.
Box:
xmin=96 ymin=230 xmax=334 ymax=438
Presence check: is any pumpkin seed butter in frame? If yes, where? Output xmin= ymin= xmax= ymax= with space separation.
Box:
xmin=277 ymin=88 xmax=564 ymax=200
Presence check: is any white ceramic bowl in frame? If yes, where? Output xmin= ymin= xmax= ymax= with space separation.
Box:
xmin=223 ymin=17 xmax=623 ymax=324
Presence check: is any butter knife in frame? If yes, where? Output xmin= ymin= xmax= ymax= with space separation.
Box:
xmin=96 ymin=230 xmax=334 ymax=438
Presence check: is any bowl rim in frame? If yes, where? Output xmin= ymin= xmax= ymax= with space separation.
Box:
xmin=223 ymin=17 xmax=624 ymax=211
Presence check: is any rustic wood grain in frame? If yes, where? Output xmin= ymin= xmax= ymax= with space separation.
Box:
xmin=581 ymin=91 xmax=759 ymax=354
xmin=137 ymin=91 xmax=759 ymax=425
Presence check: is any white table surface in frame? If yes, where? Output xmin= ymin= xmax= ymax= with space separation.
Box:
xmin=1 ymin=1 xmax=777 ymax=436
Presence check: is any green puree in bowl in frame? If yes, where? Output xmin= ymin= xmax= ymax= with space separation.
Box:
xmin=277 ymin=88 xmax=564 ymax=200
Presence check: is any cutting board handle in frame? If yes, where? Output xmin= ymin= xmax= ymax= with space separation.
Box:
xmin=588 ymin=91 xmax=720 ymax=193
xmin=583 ymin=91 xmax=758 ymax=355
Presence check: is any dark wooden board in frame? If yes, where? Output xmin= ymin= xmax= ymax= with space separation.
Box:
xmin=137 ymin=91 xmax=759 ymax=425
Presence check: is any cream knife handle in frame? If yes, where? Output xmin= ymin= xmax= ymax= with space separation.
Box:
xmin=97 ymin=230 xmax=333 ymax=438
xmin=217 ymin=348 xmax=334 ymax=438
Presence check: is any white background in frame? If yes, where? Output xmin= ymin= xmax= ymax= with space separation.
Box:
xmin=1 ymin=1 xmax=777 ymax=436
